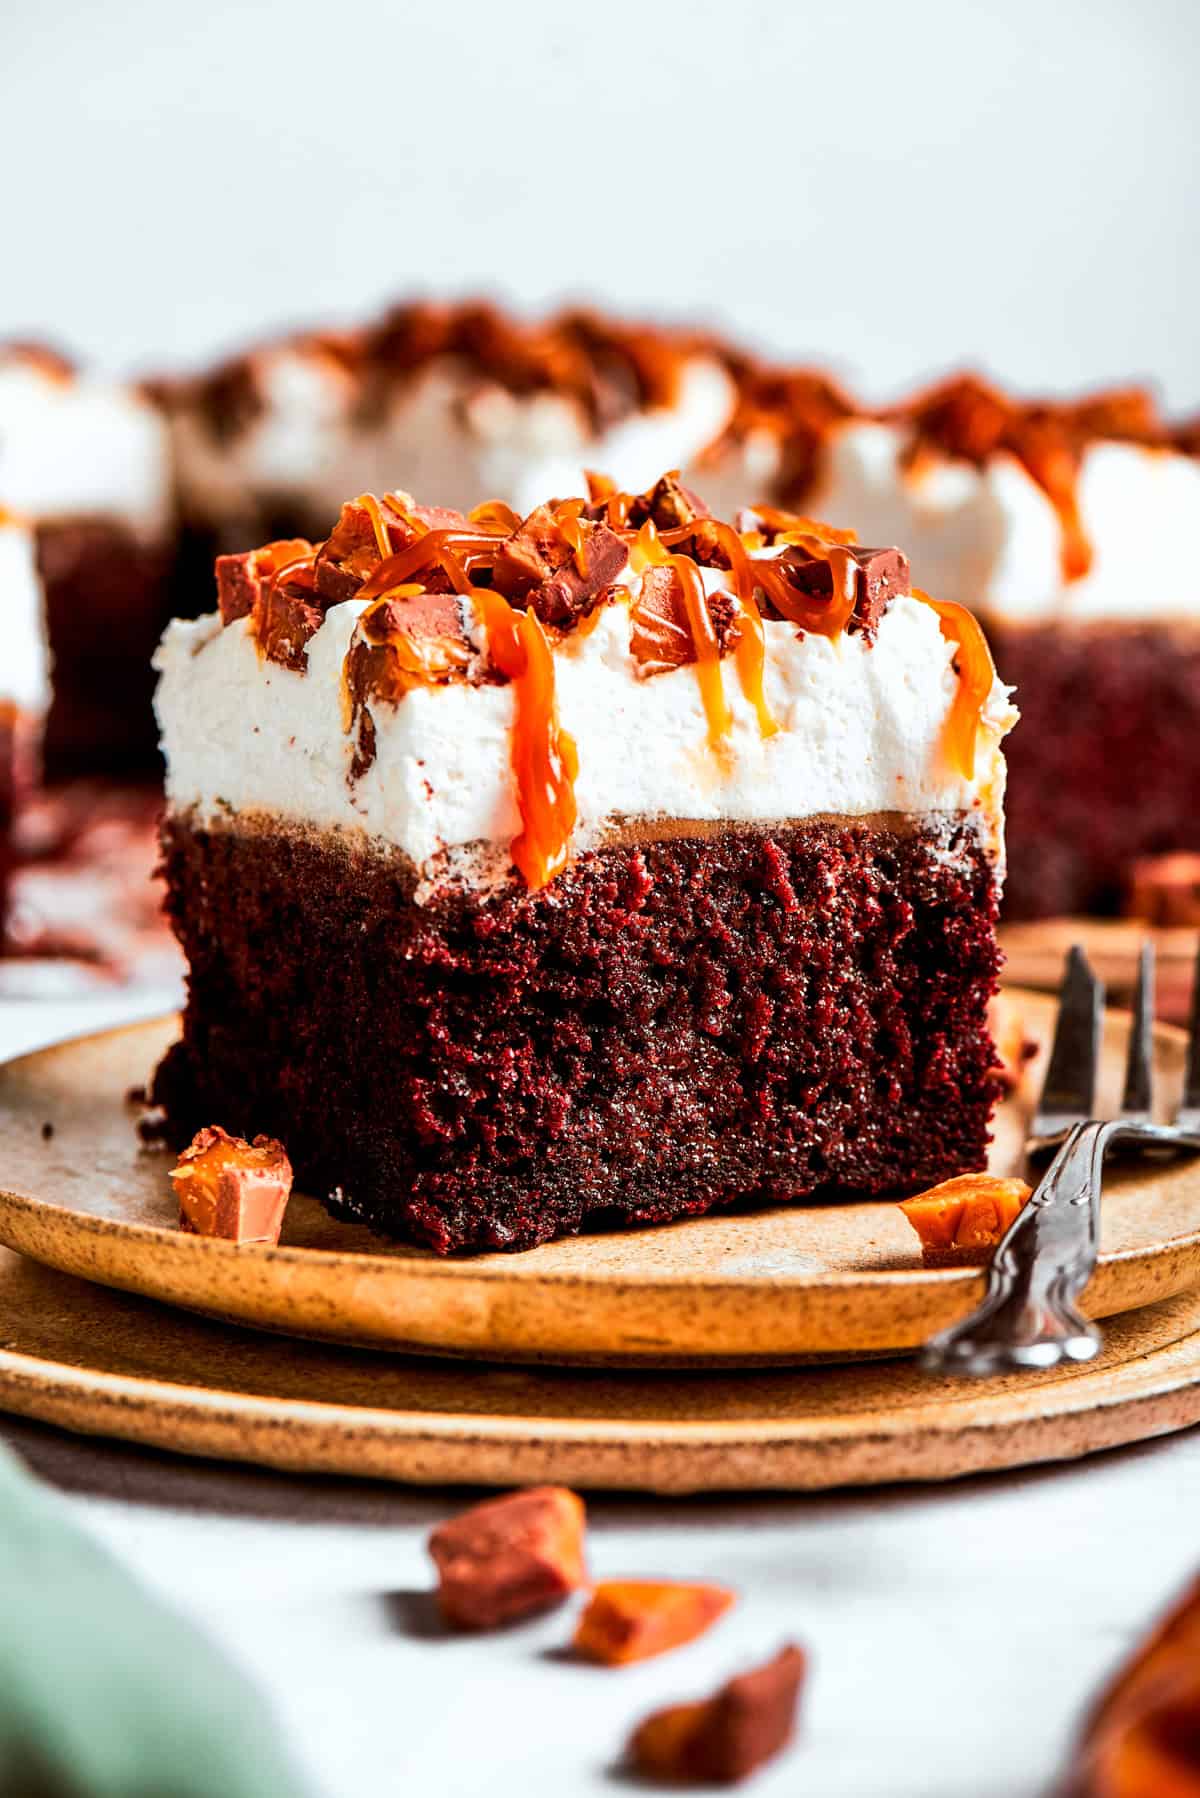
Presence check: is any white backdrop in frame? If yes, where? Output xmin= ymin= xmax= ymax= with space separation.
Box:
xmin=2 ymin=0 xmax=1197 ymax=405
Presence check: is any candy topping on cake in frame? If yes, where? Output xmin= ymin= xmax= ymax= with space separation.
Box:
xmin=196 ymin=473 xmax=1009 ymax=892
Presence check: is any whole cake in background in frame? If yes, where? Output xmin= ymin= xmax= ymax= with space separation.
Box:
xmin=716 ymin=372 xmax=1200 ymax=920
xmin=151 ymin=472 xmax=1016 ymax=1254
xmin=3 ymin=300 xmax=1197 ymax=932
xmin=0 ymin=344 xmax=173 ymax=770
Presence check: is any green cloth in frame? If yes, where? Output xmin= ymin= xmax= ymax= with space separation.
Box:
xmin=0 ymin=1442 xmax=313 ymax=1798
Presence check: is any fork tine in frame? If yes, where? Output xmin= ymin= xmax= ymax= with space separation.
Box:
xmin=1181 ymin=940 xmax=1200 ymax=1126
xmin=1032 ymin=945 xmax=1104 ymax=1137
xmin=1120 ymin=939 xmax=1155 ymax=1122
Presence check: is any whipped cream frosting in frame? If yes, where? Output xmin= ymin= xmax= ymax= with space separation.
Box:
xmin=170 ymin=349 xmax=738 ymax=529
xmin=807 ymin=421 xmax=1200 ymax=622
xmin=0 ymin=516 xmax=50 ymax=712
xmin=0 ymin=354 xmax=172 ymax=537
xmin=155 ymin=577 xmax=1015 ymax=901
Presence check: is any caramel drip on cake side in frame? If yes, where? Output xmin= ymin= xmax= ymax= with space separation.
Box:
xmin=471 ymin=589 xmax=580 ymax=890
xmin=915 ymin=590 xmax=997 ymax=780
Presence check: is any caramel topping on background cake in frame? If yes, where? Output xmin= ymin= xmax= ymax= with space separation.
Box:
xmin=888 ymin=374 xmax=1172 ymax=586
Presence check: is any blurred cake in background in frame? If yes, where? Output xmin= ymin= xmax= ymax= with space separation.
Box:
xmin=0 ymin=510 xmax=49 ymax=944
xmin=4 ymin=305 xmax=1199 ymax=938
xmin=700 ymin=372 xmax=1200 ymax=920
xmin=0 ymin=345 xmax=175 ymax=770
xmin=159 ymin=302 xmax=739 ymax=610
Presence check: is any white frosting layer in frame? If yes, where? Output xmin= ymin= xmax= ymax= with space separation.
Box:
xmin=808 ymin=421 xmax=1200 ymax=621
xmin=171 ymin=350 xmax=738 ymax=528
xmin=155 ymin=581 xmax=1015 ymax=898
xmin=0 ymin=518 xmax=50 ymax=711
xmin=0 ymin=357 xmax=171 ymax=537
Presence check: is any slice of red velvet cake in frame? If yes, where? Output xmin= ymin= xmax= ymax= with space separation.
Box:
xmin=151 ymin=475 xmax=1017 ymax=1254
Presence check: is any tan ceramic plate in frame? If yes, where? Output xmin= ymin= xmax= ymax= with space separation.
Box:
xmin=2 ymin=1249 xmax=1200 ymax=1491
xmin=0 ymin=992 xmax=1198 ymax=1368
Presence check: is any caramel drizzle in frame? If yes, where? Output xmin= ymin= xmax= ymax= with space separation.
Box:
xmin=328 ymin=490 xmax=931 ymax=890
xmin=914 ymin=589 xmax=997 ymax=780
xmin=632 ymin=524 xmax=732 ymax=747
xmin=346 ymin=503 xmax=579 ymax=890
xmin=471 ymin=588 xmax=580 ymax=890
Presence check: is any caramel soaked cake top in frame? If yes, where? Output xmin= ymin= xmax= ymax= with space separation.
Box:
xmin=153 ymin=472 xmax=1018 ymax=898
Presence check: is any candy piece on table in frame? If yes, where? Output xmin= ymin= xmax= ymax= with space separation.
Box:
xmin=900 ymin=1173 xmax=1032 ymax=1268
xmin=1065 ymin=1574 xmax=1200 ymax=1795
xmin=573 ymin=1580 xmax=735 ymax=1666
xmin=169 ymin=1125 xmax=293 ymax=1244
xmin=428 ymin=1486 xmax=587 ymax=1630
xmin=628 ymin=1643 xmax=806 ymax=1785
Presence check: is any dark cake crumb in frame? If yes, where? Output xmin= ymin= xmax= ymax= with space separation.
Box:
xmin=153 ymin=814 xmax=1002 ymax=1255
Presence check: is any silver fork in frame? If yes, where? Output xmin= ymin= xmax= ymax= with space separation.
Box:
xmin=922 ymin=941 xmax=1200 ymax=1377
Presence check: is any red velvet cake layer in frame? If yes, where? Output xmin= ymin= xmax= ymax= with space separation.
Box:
xmin=990 ymin=618 xmax=1200 ymax=919
xmin=153 ymin=813 xmax=1003 ymax=1255
xmin=36 ymin=518 xmax=174 ymax=771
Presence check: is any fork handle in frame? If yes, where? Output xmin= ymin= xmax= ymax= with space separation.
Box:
xmin=922 ymin=1121 xmax=1114 ymax=1376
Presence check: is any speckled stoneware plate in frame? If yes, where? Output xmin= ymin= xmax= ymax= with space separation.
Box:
xmin=0 ymin=990 xmax=1198 ymax=1368
xmin=1 ymin=1250 xmax=1200 ymax=1491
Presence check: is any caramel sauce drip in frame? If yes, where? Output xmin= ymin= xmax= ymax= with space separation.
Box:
xmin=897 ymin=378 xmax=1101 ymax=585
xmin=632 ymin=524 xmax=730 ymax=747
xmin=355 ymin=528 xmax=505 ymax=603
xmin=471 ymin=588 xmax=579 ymax=890
xmin=731 ymin=596 xmax=778 ymax=740
xmin=357 ymin=492 xmax=394 ymax=561
xmin=915 ymin=589 xmax=997 ymax=780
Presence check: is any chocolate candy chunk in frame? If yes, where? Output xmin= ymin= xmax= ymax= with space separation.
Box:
xmin=216 ymin=538 xmax=313 ymax=626
xmin=777 ymin=542 xmax=909 ymax=636
xmin=631 ymin=566 xmax=738 ymax=674
xmin=493 ymin=506 xmax=629 ymax=630
xmin=428 ymin=1486 xmax=588 ymax=1630
xmin=258 ymin=564 xmax=327 ymax=672
xmin=343 ymin=588 xmax=482 ymax=779
xmin=529 ymin=525 xmax=629 ymax=630
xmin=626 ymin=472 xmax=712 ymax=532
xmin=629 ymin=1642 xmax=806 ymax=1785
xmin=170 ymin=1125 xmax=293 ymax=1245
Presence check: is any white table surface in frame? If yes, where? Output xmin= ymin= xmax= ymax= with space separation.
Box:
xmin=1 ymin=989 xmax=1198 ymax=1798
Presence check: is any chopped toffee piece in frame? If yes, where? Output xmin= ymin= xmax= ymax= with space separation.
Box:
xmin=900 ymin=1173 xmax=1032 ymax=1268
xmin=776 ymin=542 xmax=909 ymax=638
xmin=574 ymin=1581 xmax=735 ymax=1667
xmin=169 ymin=1125 xmax=293 ymax=1244
xmin=427 ymin=1487 xmax=587 ymax=1631
xmin=628 ymin=1643 xmax=806 ymax=1786
xmin=216 ymin=538 xmax=314 ymax=626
